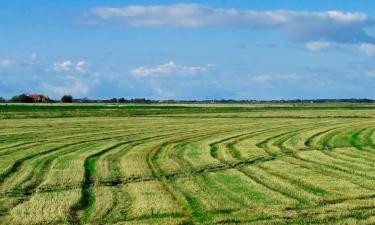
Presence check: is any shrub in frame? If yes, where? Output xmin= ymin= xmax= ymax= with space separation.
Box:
xmin=61 ymin=95 xmax=73 ymax=103
xmin=10 ymin=94 xmax=33 ymax=103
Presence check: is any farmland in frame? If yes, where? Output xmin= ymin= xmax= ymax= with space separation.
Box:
xmin=2 ymin=103 xmax=375 ymax=224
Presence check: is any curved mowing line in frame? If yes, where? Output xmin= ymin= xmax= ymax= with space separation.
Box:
xmin=266 ymin=124 xmax=329 ymax=154
xmin=310 ymin=123 xmax=367 ymax=149
xmin=293 ymin=126 xmax=374 ymax=179
xmin=209 ymin=205 xmax=375 ymax=225
xmin=0 ymin=142 xmax=47 ymax=158
xmin=0 ymin=132 xmax=151 ymax=221
xmin=71 ymin=142 xmax=140 ymax=225
xmin=155 ymin=127 xmax=255 ymax=175
xmin=89 ymin=129 xmax=186 ymax=183
xmin=256 ymin=127 xmax=313 ymax=156
xmin=289 ymin=152 xmax=375 ymax=190
xmin=85 ymin=130 xmax=201 ymax=223
xmin=284 ymin=155 xmax=375 ymax=193
xmin=320 ymin=127 xmax=375 ymax=164
xmin=259 ymin=123 xmax=375 ymax=192
xmin=0 ymin=132 xmax=145 ymax=184
xmin=146 ymin=132 xmax=221 ymax=221
xmin=303 ymin=122 xmax=360 ymax=148
xmin=0 ymin=141 xmax=35 ymax=151
xmin=0 ymin=127 xmax=147 ymax=157
xmin=4 ymin=117 xmax=375 ymax=224
xmin=225 ymin=130 xmax=324 ymax=204
xmin=208 ymin=122 xmax=307 ymax=161
xmin=0 ymin=132 xmax=151 ymax=219
xmin=72 ymin=132 xmax=189 ymax=225
xmin=144 ymin=128 xmax=250 ymax=222
xmin=203 ymin=125 xmax=320 ymax=205
xmin=224 ymin=122 xmax=327 ymax=158
xmin=4 ymin=121 xmax=375 ymax=223
xmin=82 ymin=201 xmax=375 ymax=225
xmin=209 ymin=123 xmax=349 ymax=204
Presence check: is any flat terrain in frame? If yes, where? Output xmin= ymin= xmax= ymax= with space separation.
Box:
xmin=1 ymin=103 xmax=375 ymax=224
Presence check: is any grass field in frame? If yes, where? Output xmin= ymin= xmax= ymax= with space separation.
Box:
xmin=1 ymin=103 xmax=375 ymax=224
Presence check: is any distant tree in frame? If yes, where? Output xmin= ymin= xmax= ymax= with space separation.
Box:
xmin=118 ymin=98 xmax=127 ymax=103
xmin=61 ymin=95 xmax=73 ymax=103
xmin=0 ymin=97 xmax=5 ymax=103
xmin=10 ymin=94 xmax=33 ymax=103
xmin=81 ymin=97 xmax=90 ymax=103
xmin=131 ymin=98 xmax=151 ymax=103
xmin=109 ymin=98 xmax=118 ymax=103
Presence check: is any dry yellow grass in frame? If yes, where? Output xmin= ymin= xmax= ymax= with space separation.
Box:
xmin=1 ymin=104 xmax=375 ymax=224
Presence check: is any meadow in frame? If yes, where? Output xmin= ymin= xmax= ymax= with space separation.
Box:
xmin=1 ymin=103 xmax=375 ymax=224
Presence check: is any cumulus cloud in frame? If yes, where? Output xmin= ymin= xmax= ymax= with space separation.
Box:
xmin=85 ymin=4 xmax=375 ymax=43
xmin=131 ymin=61 xmax=212 ymax=77
xmin=0 ymin=54 xmax=100 ymax=98
xmin=360 ymin=43 xmax=375 ymax=56
xmin=45 ymin=60 xmax=97 ymax=96
xmin=53 ymin=60 xmax=87 ymax=72
xmin=53 ymin=61 xmax=73 ymax=72
xmin=75 ymin=61 xmax=87 ymax=72
xmin=305 ymin=41 xmax=332 ymax=51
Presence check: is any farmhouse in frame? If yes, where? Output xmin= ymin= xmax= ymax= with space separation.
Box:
xmin=28 ymin=94 xmax=50 ymax=102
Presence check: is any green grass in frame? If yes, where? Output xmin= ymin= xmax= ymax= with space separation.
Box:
xmin=1 ymin=103 xmax=375 ymax=224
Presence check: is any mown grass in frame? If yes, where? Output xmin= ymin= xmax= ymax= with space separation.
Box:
xmin=1 ymin=103 xmax=375 ymax=224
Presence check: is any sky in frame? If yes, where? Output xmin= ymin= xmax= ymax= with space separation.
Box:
xmin=1 ymin=1 xmax=375 ymax=100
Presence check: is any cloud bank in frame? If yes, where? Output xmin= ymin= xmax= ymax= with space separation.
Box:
xmin=305 ymin=41 xmax=332 ymax=51
xmin=131 ymin=61 xmax=212 ymax=77
xmin=86 ymin=4 xmax=375 ymax=43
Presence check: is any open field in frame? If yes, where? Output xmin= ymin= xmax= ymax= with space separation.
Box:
xmin=2 ymin=103 xmax=375 ymax=224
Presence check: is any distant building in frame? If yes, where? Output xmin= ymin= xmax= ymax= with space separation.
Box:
xmin=28 ymin=94 xmax=50 ymax=102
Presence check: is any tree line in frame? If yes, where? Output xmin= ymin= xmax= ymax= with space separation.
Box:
xmin=1 ymin=94 xmax=375 ymax=104
xmin=0 ymin=94 xmax=73 ymax=103
xmin=0 ymin=94 xmax=153 ymax=103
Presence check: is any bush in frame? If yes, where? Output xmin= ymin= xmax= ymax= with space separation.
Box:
xmin=109 ymin=98 xmax=118 ymax=103
xmin=10 ymin=94 xmax=33 ymax=103
xmin=118 ymin=98 xmax=127 ymax=103
xmin=61 ymin=95 xmax=73 ymax=103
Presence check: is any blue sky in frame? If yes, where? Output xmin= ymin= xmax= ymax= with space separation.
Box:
xmin=1 ymin=1 xmax=375 ymax=100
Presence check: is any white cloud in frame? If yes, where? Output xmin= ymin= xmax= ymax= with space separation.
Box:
xmin=75 ymin=61 xmax=87 ymax=72
xmin=42 ymin=80 xmax=90 ymax=96
xmin=29 ymin=53 xmax=38 ymax=60
xmin=0 ymin=54 xmax=39 ymax=70
xmin=53 ymin=60 xmax=73 ymax=72
xmin=87 ymin=4 xmax=375 ymax=43
xmin=305 ymin=41 xmax=331 ymax=51
xmin=252 ymin=74 xmax=300 ymax=83
xmin=43 ymin=60 xmax=98 ymax=96
xmin=0 ymin=59 xmax=14 ymax=67
xmin=253 ymin=75 xmax=273 ymax=83
xmin=360 ymin=43 xmax=375 ymax=56
xmin=53 ymin=60 xmax=87 ymax=72
xmin=131 ymin=61 xmax=211 ymax=77
xmin=41 ymin=73 xmax=100 ymax=96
